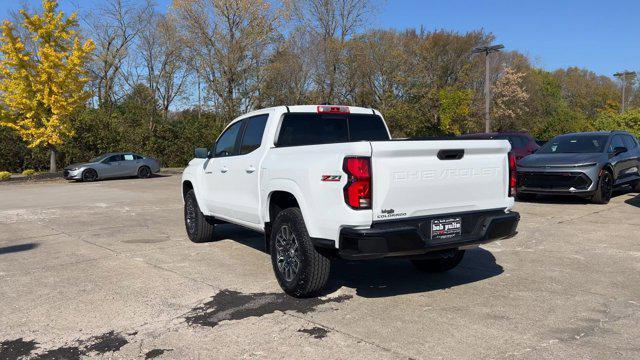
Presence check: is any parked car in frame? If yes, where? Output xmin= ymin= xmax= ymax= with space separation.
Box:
xmin=64 ymin=152 xmax=161 ymax=181
xmin=458 ymin=132 xmax=540 ymax=160
xmin=517 ymin=131 xmax=640 ymax=204
xmin=535 ymin=139 xmax=547 ymax=147
xmin=181 ymin=105 xmax=520 ymax=297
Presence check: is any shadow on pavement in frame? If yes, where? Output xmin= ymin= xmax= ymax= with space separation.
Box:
xmin=625 ymin=193 xmax=640 ymax=208
xmin=322 ymin=247 xmax=503 ymax=298
xmin=65 ymin=173 xmax=172 ymax=183
xmin=214 ymin=224 xmax=265 ymax=251
xmin=213 ymin=224 xmax=503 ymax=299
xmin=0 ymin=242 xmax=39 ymax=255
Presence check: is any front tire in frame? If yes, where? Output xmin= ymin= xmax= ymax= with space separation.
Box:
xmin=184 ymin=189 xmax=215 ymax=243
xmin=411 ymin=250 xmax=465 ymax=273
xmin=137 ymin=166 xmax=151 ymax=179
xmin=591 ymin=170 xmax=613 ymax=204
xmin=81 ymin=168 xmax=98 ymax=182
xmin=270 ymin=208 xmax=330 ymax=298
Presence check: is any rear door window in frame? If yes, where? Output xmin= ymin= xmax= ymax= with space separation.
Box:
xmin=622 ymin=135 xmax=638 ymax=149
xmin=123 ymin=154 xmax=135 ymax=161
xmin=517 ymin=136 xmax=530 ymax=148
xmin=239 ymin=115 xmax=268 ymax=155
xmin=608 ymin=135 xmax=625 ymax=152
xmin=494 ymin=135 xmax=525 ymax=148
xmin=276 ymin=113 xmax=389 ymax=147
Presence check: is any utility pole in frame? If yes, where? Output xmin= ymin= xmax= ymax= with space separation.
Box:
xmin=614 ymin=71 xmax=636 ymax=113
xmin=472 ymin=44 xmax=504 ymax=133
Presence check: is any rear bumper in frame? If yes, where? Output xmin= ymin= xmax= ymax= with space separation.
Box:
xmin=337 ymin=209 xmax=519 ymax=260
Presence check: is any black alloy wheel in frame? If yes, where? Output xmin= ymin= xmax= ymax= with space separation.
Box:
xmin=82 ymin=169 xmax=98 ymax=182
xmin=592 ymin=170 xmax=613 ymax=204
xmin=138 ymin=166 xmax=151 ymax=178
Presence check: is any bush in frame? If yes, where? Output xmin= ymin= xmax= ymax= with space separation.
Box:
xmin=594 ymin=109 xmax=640 ymax=138
xmin=22 ymin=169 xmax=36 ymax=176
xmin=0 ymin=127 xmax=29 ymax=172
xmin=0 ymin=171 xmax=11 ymax=181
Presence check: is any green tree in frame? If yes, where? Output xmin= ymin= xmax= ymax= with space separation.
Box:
xmin=437 ymin=87 xmax=473 ymax=135
xmin=594 ymin=108 xmax=640 ymax=138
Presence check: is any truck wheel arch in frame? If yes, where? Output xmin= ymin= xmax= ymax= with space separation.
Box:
xmin=182 ymin=180 xmax=194 ymax=201
xmin=182 ymin=180 xmax=206 ymax=212
xmin=264 ymin=189 xmax=313 ymax=252
xmin=268 ymin=191 xmax=300 ymax=223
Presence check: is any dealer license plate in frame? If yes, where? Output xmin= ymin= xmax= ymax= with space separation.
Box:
xmin=430 ymin=217 xmax=462 ymax=240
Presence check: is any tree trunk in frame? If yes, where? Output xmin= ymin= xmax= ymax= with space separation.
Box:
xmin=49 ymin=147 xmax=57 ymax=173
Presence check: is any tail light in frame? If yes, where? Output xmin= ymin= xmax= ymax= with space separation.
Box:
xmin=508 ymin=152 xmax=517 ymax=197
xmin=343 ymin=157 xmax=371 ymax=209
xmin=317 ymin=105 xmax=350 ymax=114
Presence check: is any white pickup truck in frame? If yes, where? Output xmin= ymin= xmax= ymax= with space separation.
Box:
xmin=182 ymin=105 xmax=520 ymax=297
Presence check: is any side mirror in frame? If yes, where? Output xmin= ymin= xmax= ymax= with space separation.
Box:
xmin=194 ymin=147 xmax=209 ymax=159
xmin=612 ymin=146 xmax=628 ymax=156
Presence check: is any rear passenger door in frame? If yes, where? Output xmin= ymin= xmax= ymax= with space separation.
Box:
xmin=622 ymin=134 xmax=640 ymax=182
xmin=121 ymin=154 xmax=139 ymax=176
xmin=227 ymin=114 xmax=269 ymax=225
xmin=609 ymin=135 xmax=632 ymax=183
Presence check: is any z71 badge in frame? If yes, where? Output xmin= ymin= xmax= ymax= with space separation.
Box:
xmin=321 ymin=175 xmax=341 ymax=182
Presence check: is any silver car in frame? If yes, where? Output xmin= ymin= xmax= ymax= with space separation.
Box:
xmin=63 ymin=153 xmax=161 ymax=182
xmin=517 ymin=131 xmax=640 ymax=204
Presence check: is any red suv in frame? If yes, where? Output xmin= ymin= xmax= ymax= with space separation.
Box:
xmin=459 ymin=132 xmax=540 ymax=160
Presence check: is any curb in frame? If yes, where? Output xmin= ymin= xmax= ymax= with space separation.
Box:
xmin=0 ymin=168 xmax=184 ymax=183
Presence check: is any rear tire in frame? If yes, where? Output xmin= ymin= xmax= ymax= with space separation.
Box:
xmin=137 ymin=166 xmax=151 ymax=179
xmin=270 ymin=208 xmax=330 ymax=298
xmin=184 ymin=189 xmax=215 ymax=243
xmin=591 ymin=170 xmax=613 ymax=204
xmin=411 ymin=250 xmax=465 ymax=273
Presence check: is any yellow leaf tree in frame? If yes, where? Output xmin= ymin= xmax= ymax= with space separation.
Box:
xmin=0 ymin=0 xmax=94 ymax=172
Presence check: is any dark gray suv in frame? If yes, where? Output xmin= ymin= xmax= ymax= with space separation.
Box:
xmin=517 ymin=131 xmax=640 ymax=204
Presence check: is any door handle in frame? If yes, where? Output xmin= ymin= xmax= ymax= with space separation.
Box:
xmin=220 ymin=166 xmax=228 ymax=173
xmin=246 ymin=166 xmax=256 ymax=173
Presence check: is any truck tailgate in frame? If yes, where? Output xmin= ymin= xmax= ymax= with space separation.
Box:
xmin=370 ymin=140 xmax=511 ymax=220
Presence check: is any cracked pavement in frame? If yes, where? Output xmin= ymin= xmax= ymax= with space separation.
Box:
xmin=1 ymin=175 xmax=639 ymax=359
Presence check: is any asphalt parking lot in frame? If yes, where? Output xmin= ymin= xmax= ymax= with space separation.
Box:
xmin=1 ymin=174 xmax=639 ymax=359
